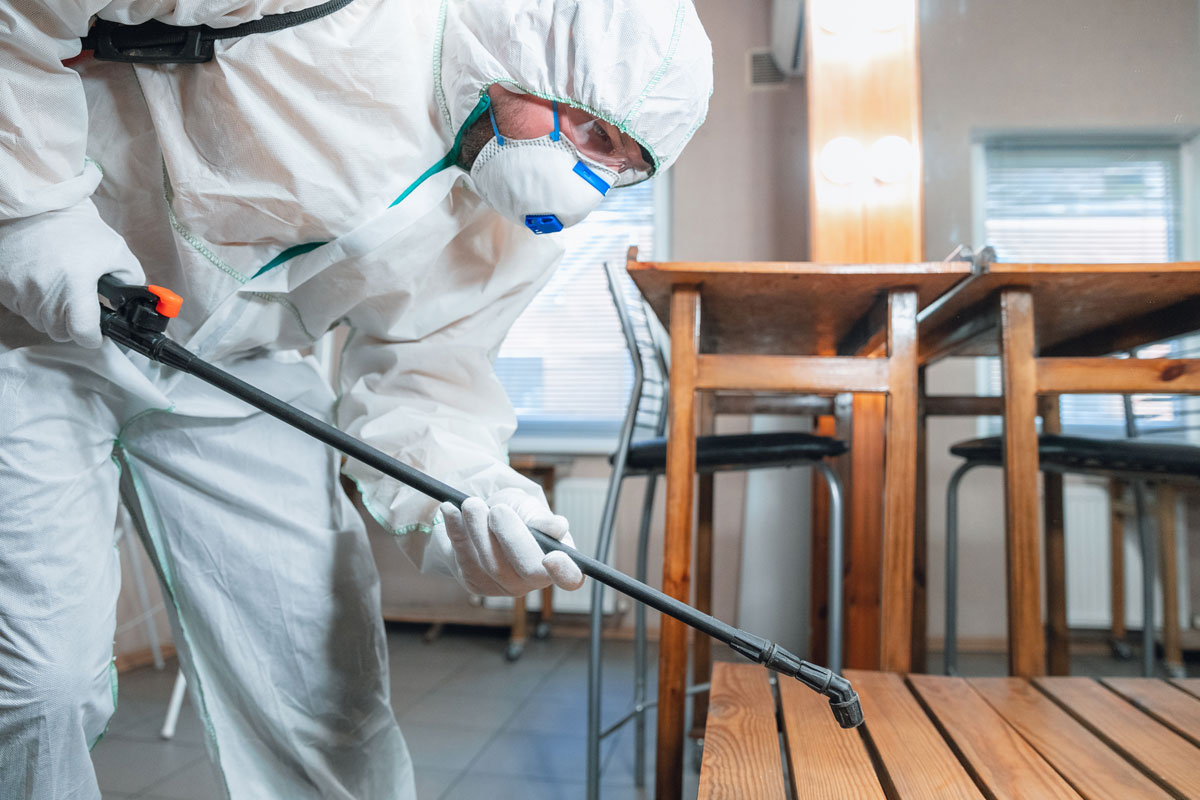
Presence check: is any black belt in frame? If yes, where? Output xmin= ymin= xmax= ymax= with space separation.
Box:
xmin=82 ymin=0 xmax=356 ymax=64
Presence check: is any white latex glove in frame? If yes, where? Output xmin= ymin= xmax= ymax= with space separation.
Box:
xmin=0 ymin=202 xmax=146 ymax=349
xmin=440 ymin=487 xmax=585 ymax=596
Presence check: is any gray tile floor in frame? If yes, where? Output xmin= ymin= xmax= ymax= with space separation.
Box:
xmin=94 ymin=626 xmax=690 ymax=799
xmin=94 ymin=626 xmax=1197 ymax=799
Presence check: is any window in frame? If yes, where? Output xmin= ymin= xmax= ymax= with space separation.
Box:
xmin=496 ymin=180 xmax=659 ymax=444
xmin=977 ymin=143 xmax=1185 ymax=437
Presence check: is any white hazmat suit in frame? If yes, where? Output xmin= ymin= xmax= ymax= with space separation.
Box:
xmin=0 ymin=0 xmax=712 ymax=797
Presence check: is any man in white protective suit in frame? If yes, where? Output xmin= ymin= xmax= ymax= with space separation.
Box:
xmin=0 ymin=0 xmax=713 ymax=796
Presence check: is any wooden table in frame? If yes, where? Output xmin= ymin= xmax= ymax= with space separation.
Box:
xmin=919 ymin=262 xmax=1200 ymax=677
xmin=700 ymin=662 xmax=1200 ymax=799
xmin=627 ymin=253 xmax=970 ymax=800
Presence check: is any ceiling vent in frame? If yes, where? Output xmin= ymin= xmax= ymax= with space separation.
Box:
xmin=748 ymin=47 xmax=788 ymax=90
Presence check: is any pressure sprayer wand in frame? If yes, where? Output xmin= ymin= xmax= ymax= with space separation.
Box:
xmin=98 ymin=276 xmax=862 ymax=729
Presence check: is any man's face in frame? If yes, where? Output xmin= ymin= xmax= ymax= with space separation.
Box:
xmin=487 ymin=85 xmax=652 ymax=181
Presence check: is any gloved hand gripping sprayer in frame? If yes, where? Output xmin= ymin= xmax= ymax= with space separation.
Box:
xmin=98 ymin=276 xmax=863 ymax=729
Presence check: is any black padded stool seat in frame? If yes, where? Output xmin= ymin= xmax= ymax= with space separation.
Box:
xmin=951 ymin=434 xmax=1200 ymax=479
xmin=622 ymin=431 xmax=847 ymax=473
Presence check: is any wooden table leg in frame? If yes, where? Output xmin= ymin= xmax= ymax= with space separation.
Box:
xmin=1157 ymin=484 xmax=1184 ymax=675
xmin=656 ymin=285 xmax=700 ymax=800
xmin=1040 ymin=395 xmax=1069 ymax=675
xmin=881 ymin=289 xmax=917 ymax=672
xmin=846 ymin=394 xmax=885 ymax=669
xmin=911 ymin=366 xmax=929 ymax=673
xmin=1109 ymin=480 xmax=1128 ymax=650
xmin=1000 ymin=289 xmax=1046 ymax=677
xmin=690 ymin=393 xmax=716 ymax=742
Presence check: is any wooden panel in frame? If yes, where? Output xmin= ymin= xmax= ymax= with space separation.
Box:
xmin=697 ymin=664 xmax=786 ymax=800
xmin=908 ymin=675 xmax=1081 ymax=798
xmin=845 ymin=671 xmax=982 ymax=799
xmin=919 ymin=263 xmax=1200 ymax=360
xmin=1036 ymin=677 xmax=1200 ymax=798
xmin=911 ymin=368 xmax=929 ymax=673
xmin=778 ymin=675 xmax=885 ymax=800
xmin=1000 ymin=290 xmax=1046 ymax=677
xmin=627 ymin=261 xmax=969 ymax=356
xmin=694 ymin=354 xmax=889 ymax=393
xmin=1037 ymin=358 xmax=1200 ymax=394
xmin=846 ymin=394 xmax=886 ymax=669
xmin=1101 ymin=678 xmax=1200 ymax=748
xmin=656 ymin=285 xmax=700 ymax=800
xmin=807 ymin=0 xmax=923 ymax=265
xmin=971 ymin=678 xmax=1172 ymax=800
xmin=880 ymin=290 xmax=918 ymax=671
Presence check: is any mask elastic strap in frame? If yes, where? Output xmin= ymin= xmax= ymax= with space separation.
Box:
xmin=488 ymin=104 xmax=506 ymax=146
xmin=551 ymin=101 xmax=561 ymax=142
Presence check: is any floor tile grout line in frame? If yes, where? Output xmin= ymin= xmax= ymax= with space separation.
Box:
xmin=125 ymin=751 xmax=209 ymax=800
xmin=435 ymin=638 xmax=587 ymax=798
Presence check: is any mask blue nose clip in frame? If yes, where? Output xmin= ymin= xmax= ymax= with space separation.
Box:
xmin=525 ymin=214 xmax=564 ymax=234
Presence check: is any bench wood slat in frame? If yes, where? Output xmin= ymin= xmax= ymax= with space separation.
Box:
xmin=908 ymin=675 xmax=1081 ymax=799
xmin=843 ymin=671 xmax=982 ymax=799
xmin=1036 ymin=677 xmax=1200 ymax=798
xmin=1170 ymin=678 xmax=1200 ymax=701
xmin=778 ymin=677 xmax=885 ymax=800
xmin=697 ymin=663 xmax=786 ymax=799
xmin=970 ymin=678 xmax=1172 ymax=800
xmin=1102 ymin=678 xmax=1200 ymax=748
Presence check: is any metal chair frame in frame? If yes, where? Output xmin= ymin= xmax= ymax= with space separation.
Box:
xmin=585 ymin=261 xmax=845 ymax=797
xmin=944 ymin=439 xmax=1193 ymax=678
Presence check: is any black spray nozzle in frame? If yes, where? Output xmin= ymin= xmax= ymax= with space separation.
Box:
xmin=729 ymin=635 xmax=863 ymax=729
xmin=768 ymin=645 xmax=863 ymax=729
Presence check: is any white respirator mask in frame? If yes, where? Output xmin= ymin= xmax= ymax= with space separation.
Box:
xmin=470 ymin=100 xmax=619 ymax=234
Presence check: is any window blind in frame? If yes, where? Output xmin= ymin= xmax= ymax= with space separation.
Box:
xmin=496 ymin=181 xmax=656 ymax=436
xmin=980 ymin=144 xmax=1182 ymax=435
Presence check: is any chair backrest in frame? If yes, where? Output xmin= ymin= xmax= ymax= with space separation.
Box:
xmin=602 ymin=260 xmax=669 ymax=441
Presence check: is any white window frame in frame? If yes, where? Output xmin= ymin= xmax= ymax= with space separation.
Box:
xmin=971 ymin=137 xmax=1197 ymax=440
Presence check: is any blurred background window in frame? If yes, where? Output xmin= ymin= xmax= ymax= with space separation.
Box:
xmin=978 ymin=143 xmax=1187 ymax=438
xmin=495 ymin=181 xmax=658 ymax=442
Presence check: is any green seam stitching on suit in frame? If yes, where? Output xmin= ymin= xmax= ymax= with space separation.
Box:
xmin=433 ymin=0 xmax=451 ymax=126
xmin=345 ymin=473 xmax=438 ymax=536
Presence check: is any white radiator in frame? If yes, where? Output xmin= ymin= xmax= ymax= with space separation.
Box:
xmin=1065 ymin=479 xmax=1190 ymax=629
xmin=1064 ymin=481 xmax=1117 ymax=628
xmin=483 ymin=477 xmax=617 ymax=615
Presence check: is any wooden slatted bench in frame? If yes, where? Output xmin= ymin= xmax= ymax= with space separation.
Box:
xmin=699 ymin=663 xmax=1200 ymax=799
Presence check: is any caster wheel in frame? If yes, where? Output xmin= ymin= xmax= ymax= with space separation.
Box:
xmin=1109 ymin=639 xmax=1133 ymax=660
xmin=505 ymin=642 xmax=524 ymax=662
xmin=534 ymin=621 xmax=551 ymax=640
